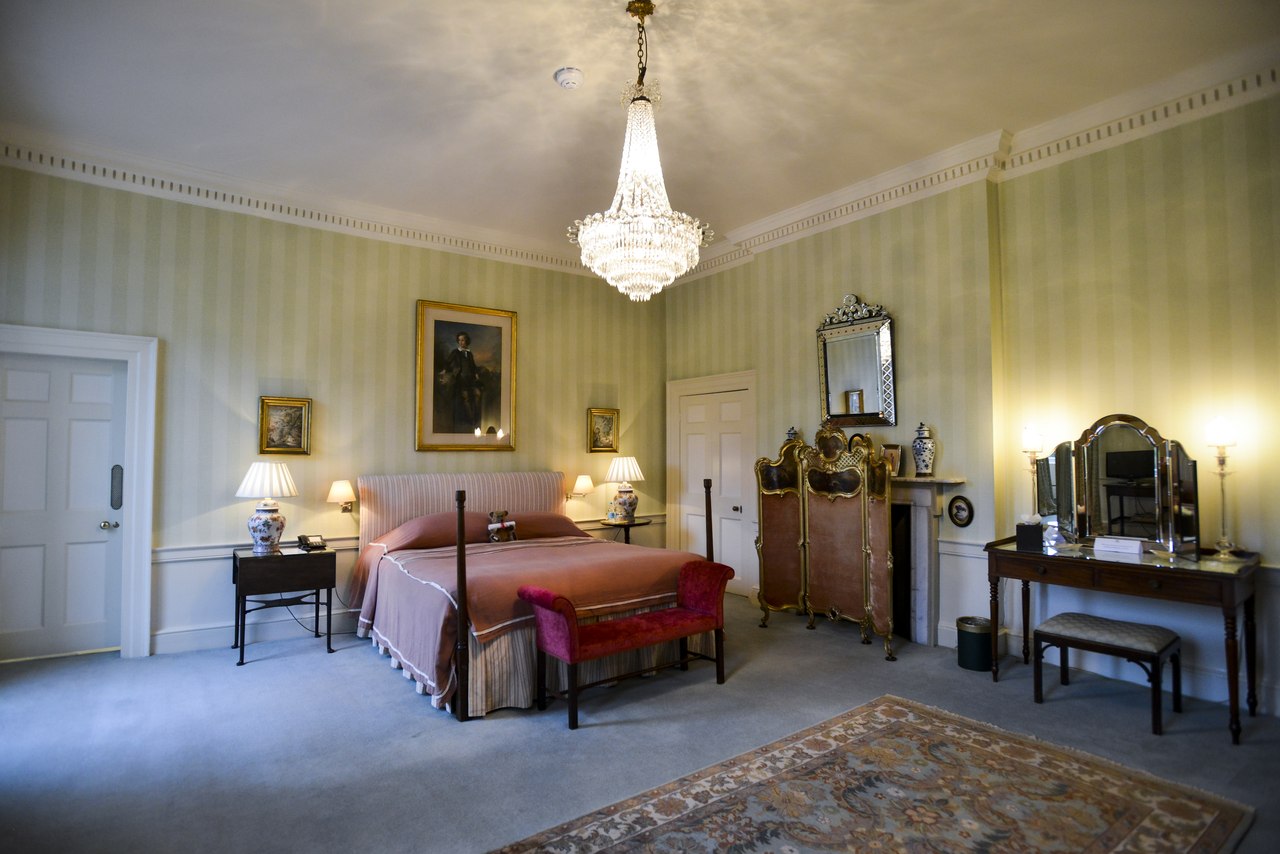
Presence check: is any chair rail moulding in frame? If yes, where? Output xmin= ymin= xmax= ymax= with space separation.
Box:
xmin=890 ymin=475 xmax=964 ymax=648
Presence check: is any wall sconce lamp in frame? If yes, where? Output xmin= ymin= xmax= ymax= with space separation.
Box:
xmin=327 ymin=479 xmax=356 ymax=513
xmin=235 ymin=461 xmax=298 ymax=554
xmin=566 ymin=474 xmax=595 ymax=501
xmin=1206 ymin=418 xmax=1243 ymax=560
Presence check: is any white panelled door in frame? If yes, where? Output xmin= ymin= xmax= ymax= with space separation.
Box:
xmin=675 ymin=387 xmax=757 ymax=597
xmin=0 ymin=353 xmax=125 ymax=660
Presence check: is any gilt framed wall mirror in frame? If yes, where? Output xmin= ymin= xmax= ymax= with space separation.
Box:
xmin=817 ymin=295 xmax=896 ymax=427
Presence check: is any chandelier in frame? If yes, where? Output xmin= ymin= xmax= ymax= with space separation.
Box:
xmin=568 ymin=1 xmax=711 ymax=302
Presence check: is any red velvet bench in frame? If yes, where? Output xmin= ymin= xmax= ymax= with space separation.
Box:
xmin=517 ymin=560 xmax=734 ymax=729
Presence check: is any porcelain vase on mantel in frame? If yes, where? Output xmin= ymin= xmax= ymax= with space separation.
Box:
xmin=911 ymin=423 xmax=936 ymax=477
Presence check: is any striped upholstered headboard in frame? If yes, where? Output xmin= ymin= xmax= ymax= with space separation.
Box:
xmin=356 ymin=472 xmax=566 ymax=552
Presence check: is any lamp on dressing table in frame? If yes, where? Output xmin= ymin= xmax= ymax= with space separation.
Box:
xmin=1206 ymin=417 xmax=1245 ymax=561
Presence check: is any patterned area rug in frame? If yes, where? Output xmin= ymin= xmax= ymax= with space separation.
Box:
xmin=495 ymin=695 xmax=1253 ymax=853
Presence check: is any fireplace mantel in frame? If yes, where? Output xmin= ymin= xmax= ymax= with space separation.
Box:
xmin=891 ymin=476 xmax=964 ymax=646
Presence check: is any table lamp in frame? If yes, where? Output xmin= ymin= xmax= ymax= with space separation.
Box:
xmin=236 ymin=461 xmax=298 ymax=553
xmin=1206 ymin=418 xmax=1243 ymax=560
xmin=605 ymin=456 xmax=644 ymax=523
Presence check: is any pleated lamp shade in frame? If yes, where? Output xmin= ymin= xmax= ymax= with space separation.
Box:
xmin=235 ymin=461 xmax=298 ymax=554
xmin=605 ymin=456 xmax=644 ymax=487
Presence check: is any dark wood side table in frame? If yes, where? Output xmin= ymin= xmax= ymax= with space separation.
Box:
xmin=232 ymin=546 xmax=336 ymax=666
xmin=985 ymin=538 xmax=1258 ymax=743
xmin=599 ymin=517 xmax=652 ymax=545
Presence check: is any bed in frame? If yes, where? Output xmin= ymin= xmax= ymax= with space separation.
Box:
xmin=350 ymin=471 xmax=715 ymax=719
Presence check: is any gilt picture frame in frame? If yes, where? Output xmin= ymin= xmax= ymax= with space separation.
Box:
xmin=415 ymin=299 xmax=516 ymax=451
xmin=588 ymin=408 xmax=619 ymax=453
xmin=258 ymin=396 xmax=311 ymax=455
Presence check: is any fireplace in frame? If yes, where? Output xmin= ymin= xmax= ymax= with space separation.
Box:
xmin=890 ymin=476 xmax=963 ymax=647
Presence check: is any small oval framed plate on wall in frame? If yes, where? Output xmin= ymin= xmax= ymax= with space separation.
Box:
xmin=948 ymin=495 xmax=974 ymax=527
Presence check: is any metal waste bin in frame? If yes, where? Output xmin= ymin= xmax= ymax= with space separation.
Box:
xmin=956 ymin=616 xmax=993 ymax=671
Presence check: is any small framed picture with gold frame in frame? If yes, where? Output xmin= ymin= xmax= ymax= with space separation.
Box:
xmin=588 ymin=408 xmax=619 ymax=453
xmin=259 ymin=396 xmax=311 ymax=454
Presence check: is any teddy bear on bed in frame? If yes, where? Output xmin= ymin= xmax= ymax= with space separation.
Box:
xmin=487 ymin=510 xmax=518 ymax=543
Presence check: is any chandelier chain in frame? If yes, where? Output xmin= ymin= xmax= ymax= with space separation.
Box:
xmin=635 ymin=19 xmax=648 ymax=87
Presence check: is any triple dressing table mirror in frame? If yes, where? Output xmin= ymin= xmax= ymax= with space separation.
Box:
xmin=1050 ymin=413 xmax=1199 ymax=557
xmin=817 ymin=295 xmax=896 ymax=427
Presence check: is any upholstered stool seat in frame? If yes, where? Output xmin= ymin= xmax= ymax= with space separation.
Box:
xmin=1034 ymin=611 xmax=1182 ymax=735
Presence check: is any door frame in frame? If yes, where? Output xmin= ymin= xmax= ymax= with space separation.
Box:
xmin=664 ymin=370 xmax=757 ymax=553
xmin=0 ymin=324 xmax=157 ymax=658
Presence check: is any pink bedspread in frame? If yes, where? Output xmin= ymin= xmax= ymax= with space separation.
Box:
xmin=357 ymin=537 xmax=701 ymax=705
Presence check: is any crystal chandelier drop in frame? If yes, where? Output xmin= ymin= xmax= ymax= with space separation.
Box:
xmin=568 ymin=1 xmax=711 ymax=302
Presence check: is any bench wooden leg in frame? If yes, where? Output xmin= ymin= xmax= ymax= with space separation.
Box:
xmin=535 ymin=649 xmax=547 ymax=711
xmin=679 ymin=637 xmax=689 ymax=671
xmin=1059 ymin=644 xmax=1069 ymax=685
xmin=567 ymin=661 xmax=579 ymax=730
xmin=714 ymin=628 xmax=725 ymax=684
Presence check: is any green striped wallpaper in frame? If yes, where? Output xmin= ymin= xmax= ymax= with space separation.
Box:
xmin=665 ymin=181 xmax=1002 ymax=540
xmin=999 ymin=95 xmax=1279 ymax=559
xmin=0 ymin=168 xmax=668 ymax=546
xmin=3 ymin=93 xmax=1276 ymax=560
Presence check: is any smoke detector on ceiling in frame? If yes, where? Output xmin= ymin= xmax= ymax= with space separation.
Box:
xmin=553 ymin=67 xmax=584 ymax=89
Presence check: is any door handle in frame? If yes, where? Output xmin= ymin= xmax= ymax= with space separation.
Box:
xmin=100 ymin=521 xmax=120 ymax=530
xmin=732 ymin=505 xmax=742 ymax=512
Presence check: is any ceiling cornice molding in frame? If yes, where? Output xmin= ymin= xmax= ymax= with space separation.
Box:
xmin=684 ymin=42 xmax=1279 ymax=283
xmin=2 ymin=40 xmax=1275 ymax=285
xmin=1001 ymin=40 xmax=1279 ymax=181
xmin=0 ymin=129 xmax=587 ymax=275
xmin=681 ymin=131 xmax=1011 ymax=282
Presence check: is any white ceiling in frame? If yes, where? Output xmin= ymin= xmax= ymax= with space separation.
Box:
xmin=2 ymin=1 xmax=1278 ymax=266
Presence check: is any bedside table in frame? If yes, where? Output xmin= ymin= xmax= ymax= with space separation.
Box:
xmin=232 ymin=546 xmax=336 ymax=665
xmin=599 ymin=517 xmax=652 ymax=545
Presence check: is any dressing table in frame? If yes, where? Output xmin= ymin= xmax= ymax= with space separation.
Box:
xmin=988 ymin=412 xmax=1258 ymax=743
xmin=985 ymin=541 xmax=1257 ymax=743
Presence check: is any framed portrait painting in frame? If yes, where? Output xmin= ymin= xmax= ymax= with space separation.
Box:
xmin=259 ymin=396 xmax=311 ymax=454
xmin=588 ymin=408 xmax=619 ymax=453
xmin=415 ymin=299 xmax=516 ymax=451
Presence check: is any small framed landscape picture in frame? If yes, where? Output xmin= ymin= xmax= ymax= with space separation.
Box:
xmin=588 ymin=408 xmax=619 ymax=453
xmin=259 ymin=396 xmax=311 ymax=454
xmin=881 ymin=443 xmax=902 ymax=476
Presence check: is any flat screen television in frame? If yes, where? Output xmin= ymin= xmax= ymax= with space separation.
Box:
xmin=1106 ymin=449 xmax=1153 ymax=482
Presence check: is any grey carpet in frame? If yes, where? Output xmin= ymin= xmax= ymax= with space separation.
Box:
xmin=1 ymin=594 xmax=1275 ymax=853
